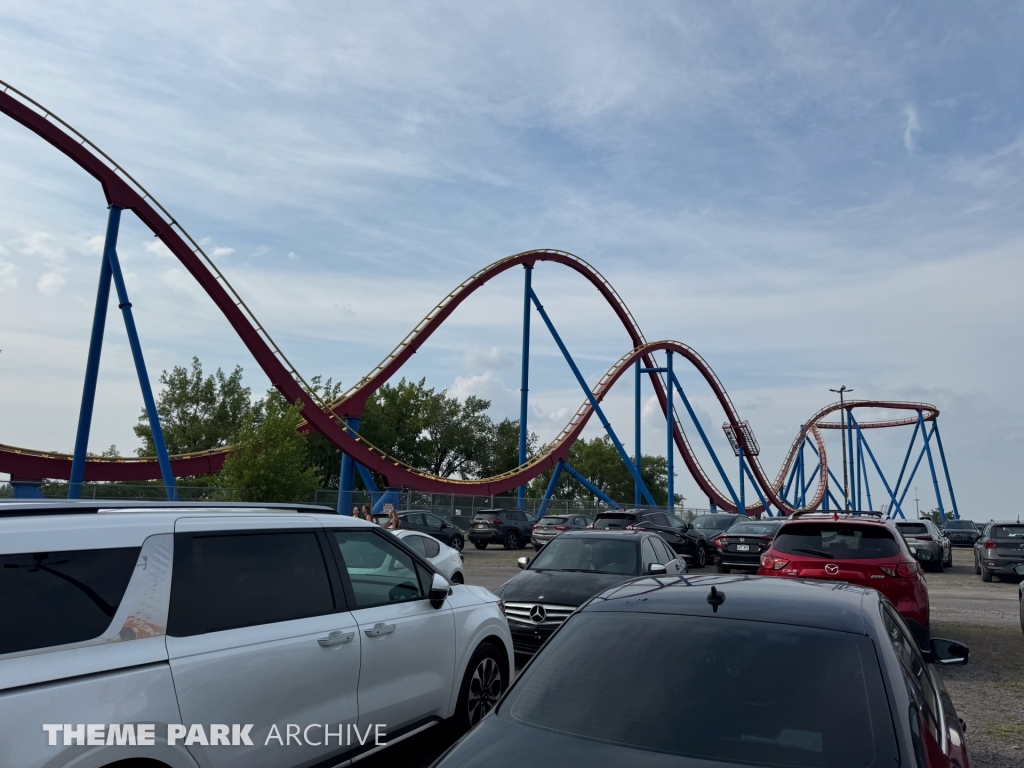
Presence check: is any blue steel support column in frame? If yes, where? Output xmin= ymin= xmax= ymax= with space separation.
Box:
xmin=849 ymin=413 xmax=904 ymax=518
xmin=847 ymin=410 xmax=856 ymax=510
xmin=538 ymin=461 xmax=565 ymax=518
xmin=68 ymin=206 xmax=119 ymax=498
xmin=740 ymin=460 xmax=768 ymax=517
xmin=854 ymin=415 xmax=862 ymax=510
xmin=634 ymin=360 xmax=641 ymax=506
xmin=336 ymin=417 xmax=360 ymax=514
xmin=738 ymin=445 xmax=745 ymax=511
xmin=931 ymin=420 xmax=961 ymax=520
xmin=666 ymin=352 xmax=674 ymax=512
xmin=530 ymin=288 xmax=656 ymax=504
xmin=518 ymin=264 xmax=533 ymax=507
xmin=892 ymin=418 xmax=921 ymax=502
xmin=562 ymin=463 xmax=620 ymax=510
xmin=106 ymin=246 xmax=177 ymax=500
xmin=920 ymin=414 xmax=947 ymax=523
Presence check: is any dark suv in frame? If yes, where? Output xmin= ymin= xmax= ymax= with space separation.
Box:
xmin=943 ymin=519 xmax=980 ymax=547
xmin=469 ymin=509 xmax=537 ymax=550
xmin=974 ymin=521 xmax=1024 ymax=582
xmin=594 ymin=510 xmax=712 ymax=569
xmin=370 ymin=509 xmax=465 ymax=551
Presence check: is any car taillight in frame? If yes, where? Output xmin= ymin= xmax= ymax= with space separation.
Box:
xmin=586 ymin=524 xmax=594 ymax=529
xmin=491 ymin=520 xmax=502 ymax=525
xmin=915 ymin=534 xmax=933 ymax=541
xmin=984 ymin=541 xmax=997 ymax=549
xmin=897 ymin=562 xmax=916 ymax=577
xmin=553 ymin=525 xmax=569 ymax=531
xmin=713 ymin=535 xmax=726 ymax=550
xmin=624 ymin=524 xmax=634 ymax=530
xmin=761 ymin=554 xmax=789 ymax=570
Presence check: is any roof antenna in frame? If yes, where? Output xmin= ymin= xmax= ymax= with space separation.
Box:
xmin=707 ymin=586 xmax=726 ymax=613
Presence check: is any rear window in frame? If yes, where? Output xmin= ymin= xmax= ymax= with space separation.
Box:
xmin=593 ymin=513 xmax=636 ymax=529
xmin=473 ymin=513 xmax=500 ymax=521
xmin=943 ymin=521 xmax=975 ymax=530
xmin=502 ymin=612 xmax=897 ymax=768
xmin=896 ymin=523 xmax=929 ymax=536
xmin=0 ymin=547 xmax=140 ymax=655
xmin=993 ymin=525 xmax=1024 ymax=539
xmin=693 ymin=516 xmax=735 ymax=531
xmin=729 ymin=523 xmax=780 ymax=536
xmin=539 ymin=517 xmax=569 ymax=525
xmin=774 ymin=524 xmax=901 ymax=560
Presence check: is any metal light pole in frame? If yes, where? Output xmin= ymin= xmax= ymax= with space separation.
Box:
xmin=830 ymin=386 xmax=853 ymax=510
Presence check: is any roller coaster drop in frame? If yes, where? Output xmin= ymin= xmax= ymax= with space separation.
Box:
xmin=0 ymin=80 xmax=961 ymax=520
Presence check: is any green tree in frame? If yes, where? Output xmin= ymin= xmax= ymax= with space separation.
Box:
xmin=135 ymin=357 xmax=255 ymax=456
xmin=422 ymin=394 xmax=493 ymax=477
xmin=358 ymin=378 xmax=435 ymax=469
xmin=300 ymin=375 xmax=346 ymax=489
xmin=220 ymin=392 xmax=320 ymax=502
xmin=478 ymin=418 xmax=538 ymax=479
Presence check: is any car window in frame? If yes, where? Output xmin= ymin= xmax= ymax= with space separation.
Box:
xmin=502 ymin=612 xmax=898 ymax=767
xmin=665 ymin=516 xmax=688 ymax=529
xmin=943 ymin=521 xmax=974 ymax=530
xmin=993 ymin=525 xmax=1024 ymax=539
xmin=651 ymin=537 xmax=675 ymax=564
xmin=541 ymin=517 xmax=569 ymax=525
xmin=648 ymin=513 xmax=670 ymax=527
xmin=573 ymin=517 xmax=588 ymax=527
xmin=641 ymin=538 xmax=658 ymax=570
xmin=774 ymin=523 xmax=901 ymax=560
xmin=0 ymin=547 xmax=141 ymax=655
xmin=692 ymin=516 xmax=733 ymax=531
xmin=424 ymin=514 xmax=445 ymax=528
xmin=729 ymin=523 xmax=780 ymax=536
xmin=333 ymin=531 xmax=429 ymax=609
xmin=420 ymin=536 xmax=440 ymax=558
xmin=881 ymin=606 xmax=942 ymax=745
xmin=403 ymin=534 xmax=427 ymax=557
xmin=403 ymin=513 xmax=427 ymax=526
xmin=168 ymin=532 xmax=335 ymax=637
xmin=525 ymin=513 xmax=538 ymax=523
xmin=530 ymin=537 xmax=638 ymax=575
xmin=593 ymin=513 xmax=637 ymax=529
xmin=472 ymin=513 xmax=495 ymax=522
xmin=897 ymin=523 xmax=929 ymax=536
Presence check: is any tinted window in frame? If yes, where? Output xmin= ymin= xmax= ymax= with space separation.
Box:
xmin=0 ymin=547 xmax=140 ymax=655
xmin=503 ymin=613 xmax=897 ymax=768
xmin=882 ymin=607 xmax=941 ymax=744
xmin=651 ymin=537 xmax=674 ymax=564
xmin=692 ymin=516 xmax=735 ymax=531
xmin=403 ymin=513 xmax=426 ymax=526
xmin=334 ymin=531 xmax=428 ymax=609
xmin=641 ymin=538 xmax=658 ymax=570
xmin=530 ymin=537 xmax=638 ymax=575
xmin=420 ymin=536 xmax=440 ymax=558
xmin=510 ymin=511 xmax=525 ymax=522
xmin=539 ymin=517 xmax=569 ymax=526
xmin=593 ymin=513 xmax=637 ymax=529
xmin=993 ymin=525 xmax=1024 ymax=539
xmin=404 ymin=534 xmax=427 ymax=558
xmin=729 ymin=522 xmax=780 ymax=536
xmin=424 ymin=514 xmax=444 ymax=528
xmin=665 ymin=516 xmax=687 ymax=529
xmin=774 ymin=524 xmax=900 ymax=560
xmin=943 ymin=521 xmax=975 ymax=530
xmin=897 ymin=523 xmax=929 ymax=536
xmin=648 ymin=514 xmax=670 ymax=526
xmin=168 ymin=532 xmax=335 ymax=637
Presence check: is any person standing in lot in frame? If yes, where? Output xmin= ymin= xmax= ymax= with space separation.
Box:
xmin=384 ymin=509 xmax=401 ymax=529
xmin=362 ymin=505 xmax=374 ymax=522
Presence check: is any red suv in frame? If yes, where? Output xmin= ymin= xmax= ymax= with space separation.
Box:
xmin=758 ymin=511 xmax=930 ymax=642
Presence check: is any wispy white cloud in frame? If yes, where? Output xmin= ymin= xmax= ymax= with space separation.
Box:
xmin=903 ymin=104 xmax=920 ymax=153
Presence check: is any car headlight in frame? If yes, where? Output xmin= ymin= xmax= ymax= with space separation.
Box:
xmin=497 ymin=600 xmax=506 ymax=617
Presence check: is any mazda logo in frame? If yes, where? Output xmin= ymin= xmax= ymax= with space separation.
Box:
xmin=529 ymin=605 xmax=547 ymax=623
xmin=825 ymin=563 xmax=840 ymax=575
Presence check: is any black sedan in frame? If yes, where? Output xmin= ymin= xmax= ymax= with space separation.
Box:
xmin=943 ymin=518 xmax=980 ymax=547
xmin=614 ymin=511 xmax=713 ymax=569
xmin=492 ymin=531 xmax=685 ymax=656
xmin=712 ymin=518 xmax=782 ymax=572
xmin=370 ymin=509 xmax=466 ymax=551
xmin=435 ymin=576 xmax=972 ymax=768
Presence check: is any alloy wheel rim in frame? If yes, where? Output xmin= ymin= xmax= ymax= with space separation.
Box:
xmin=467 ymin=657 xmax=502 ymax=725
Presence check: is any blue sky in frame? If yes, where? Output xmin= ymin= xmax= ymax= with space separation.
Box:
xmin=1 ymin=2 xmax=1022 ymax=516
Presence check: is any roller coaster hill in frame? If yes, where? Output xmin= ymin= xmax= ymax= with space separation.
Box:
xmin=0 ymin=79 xmax=961 ymax=522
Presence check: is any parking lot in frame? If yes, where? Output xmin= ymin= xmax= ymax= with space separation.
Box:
xmin=364 ymin=543 xmax=1024 ymax=768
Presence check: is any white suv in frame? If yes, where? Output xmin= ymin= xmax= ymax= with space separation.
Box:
xmin=0 ymin=504 xmax=512 ymax=768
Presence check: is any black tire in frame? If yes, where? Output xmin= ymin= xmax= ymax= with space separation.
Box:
xmin=453 ymin=642 xmax=507 ymax=732
xmin=533 ymin=544 xmax=542 ymax=550
xmin=716 ymin=562 xmax=730 ymax=574
xmin=1019 ymin=595 xmax=1023 ymax=636
xmin=692 ymin=543 xmax=708 ymax=569
xmin=451 ymin=535 xmax=464 ymax=553
xmin=974 ymin=553 xmax=981 ymax=575
xmin=450 ymin=571 xmax=464 ymax=584
xmin=945 ymin=550 xmax=953 ymax=569
xmin=504 ymin=531 xmax=519 ymax=550
xmin=473 ymin=541 xmax=487 ymax=550
xmin=981 ymin=563 xmax=993 ymax=583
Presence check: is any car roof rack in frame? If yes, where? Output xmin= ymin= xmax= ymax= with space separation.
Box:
xmin=788 ymin=509 xmax=886 ymax=520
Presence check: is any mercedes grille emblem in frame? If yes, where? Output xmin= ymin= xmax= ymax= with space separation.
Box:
xmin=529 ymin=605 xmax=547 ymax=623
xmin=825 ymin=563 xmax=840 ymax=575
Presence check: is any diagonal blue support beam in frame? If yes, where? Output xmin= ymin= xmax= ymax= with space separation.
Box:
xmin=740 ymin=454 xmax=769 ymax=516
xmin=919 ymin=413 xmax=946 ymax=524
xmin=856 ymin=426 xmax=873 ymax=511
xmin=849 ymin=412 xmax=904 ymax=519
xmin=530 ymin=288 xmax=656 ymax=505
xmin=802 ymin=462 xmax=820 ymax=506
xmin=538 ymin=460 xmax=565 ymax=518
xmin=668 ymin=371 xmax=742 ymax=510
xmin=896 ymin=414 xmax=934 ymax=514
xmin=561 ymin=463 xmax=620 ymax=510
xmin=931 ymin=420 xmax=960 ymax=520
xmin=69 ymin=206 xmax=119 ymax=499
xmin=356 ymin=463 xmax=379 ymax=495
xmin=107 ymin=245 xmax=177 ymax=500
xmin=892 ymin=418 xmax=921 ymax=502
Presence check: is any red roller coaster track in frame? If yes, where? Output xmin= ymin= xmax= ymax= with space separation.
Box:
xmin=0 ymin=80 xmax=940 ymax=513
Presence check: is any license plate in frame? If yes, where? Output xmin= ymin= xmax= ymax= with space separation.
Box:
xmin=736 ymin=544 xmax=750 ymax=552
xmin=473 ymin=525 xmax=488 ymax=529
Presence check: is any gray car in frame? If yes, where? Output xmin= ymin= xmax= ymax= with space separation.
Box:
xmin=1015 ymin=564 xmax=1024 ymax=635
xmin=530 ymin=514 xmax=594 ymax=550
xmin=896 ymin=519 xmax=952 ymax=571
xmin=974 ymin=520 xmax=1024 ymax=582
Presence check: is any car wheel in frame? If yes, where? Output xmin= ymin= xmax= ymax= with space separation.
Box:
xmin=716 ymin=562 xmax=730 ymax=574
xmin=450 ymin=571 xmax=464 ymax=584
xmin=693 ymin=543 xmax=708 ymax=569
xmin=974 ymin=553 xmax=981 ymax=575
xmin=1019 ymin=595 xmax=1023 ymax=636
xmin=454 ymin=642 xmax=507 ymax=732
xmin=981 ymin=563 xmax=993 ymax=583
xmin=473 ymin=541 xmax=487 ymax=550
xmin=504 ymin=531 xmax=519 ymax=550
xmin=945 ymin=550 xmax=953 ymax=568
xmin=451 ymin=535 xmax=464 ymax=552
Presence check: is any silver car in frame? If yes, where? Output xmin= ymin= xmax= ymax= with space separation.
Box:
xmin=530 ymin=514 xmax=594 ymax=550
xmin=896 ymin=519 xmax=952 ymax=571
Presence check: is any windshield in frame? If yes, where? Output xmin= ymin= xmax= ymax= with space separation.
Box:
xmin=896 ymin=523 xmax=929 ymax=536
xmin=538 ymin=517 xmax=569 ymax=526
xmin=944 ymin=521 xmax=975 ymax=530
xmin=529 ymin=538 xmax=638 ymax=575
xmin=729 ymin=523 xmax=780 ymax=536
xmin=692 ymin=516 xmax=734 ymax=531
xmin=774 ymin=524 xmax=901 ymax=560
xmin=593 ymin=514 xmax=636 ymax=530
xmin=993 ymin=525 xmax=1024 ymax=539
xmin=501 ymin=612 xmax=898 ymax=768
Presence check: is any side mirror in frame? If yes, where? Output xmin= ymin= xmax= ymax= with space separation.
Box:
xmin=1013 ymin=564 xmax=1024 ymax=577
xmin=429 ymin=572 xmax=451 ymax=608
xmin=517 ymin=556 xmax=530 ymax=570
xmin=927 ymin=638 xmax=969 ymax=666
xmin=647 ymin=563 xmax=667 ymax=575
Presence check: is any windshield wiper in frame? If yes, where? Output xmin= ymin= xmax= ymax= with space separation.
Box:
xmin=791 ymin=547 xmax=832 ymax=558
xmin=557 ymin=568 xmax=606 ymax=574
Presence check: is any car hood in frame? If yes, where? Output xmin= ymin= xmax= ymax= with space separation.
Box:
xmin=494 ymin=569 xmax=635 ymax=606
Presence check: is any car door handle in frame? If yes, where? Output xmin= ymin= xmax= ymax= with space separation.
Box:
xmin=318 ymin=631 xmax=355 ymax=647
xmin=364 ymin=623 xmax=397 ymax=637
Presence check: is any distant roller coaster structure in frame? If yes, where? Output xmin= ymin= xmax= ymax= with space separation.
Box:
xmin=0 ymin=80 xmax=960 ymax=520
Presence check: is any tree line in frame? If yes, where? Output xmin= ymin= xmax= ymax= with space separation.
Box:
xmin=127 ymin=357 xmax=675 ymax=504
